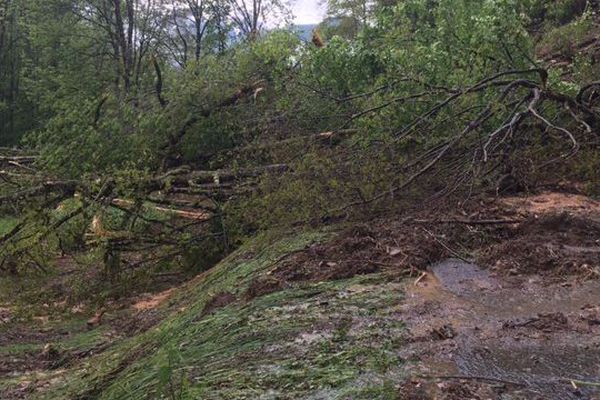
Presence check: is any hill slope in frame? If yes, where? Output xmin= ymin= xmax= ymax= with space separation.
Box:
xmin=2 ymin=190 xmax=599 ymax=399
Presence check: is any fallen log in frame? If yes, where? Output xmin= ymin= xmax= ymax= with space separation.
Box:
xmin=154 ymin=163 xmax=288 ymax=187
xmin=0 ymin=155 xmax=37 ymax=164
xmin=162 ymin=82 xmax=264 ymax=152
xmin=111 ymin=198 xmax=212 ymax=221
xmin=0 ymin=180 xmax=78 ymax=205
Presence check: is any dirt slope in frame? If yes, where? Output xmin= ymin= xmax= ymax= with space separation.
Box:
xmin=0 ymin=191 xmax=598 ymax=399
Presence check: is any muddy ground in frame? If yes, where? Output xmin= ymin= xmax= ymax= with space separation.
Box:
xmin=0 ymin=190 xmax=599 ymax=399
xmin=400 ymin=259 xmax=600 ymax=400
xmin=259 ymin=190 xmax=600 ymax=399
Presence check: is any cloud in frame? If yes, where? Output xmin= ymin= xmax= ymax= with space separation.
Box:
xmin=291 ymin=0 xmax=327 ymax=24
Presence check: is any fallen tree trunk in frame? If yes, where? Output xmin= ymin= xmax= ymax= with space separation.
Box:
xmin=0 ymin=180 xmax=78 ymax=205
xmin=111 ymin=198 xmax=212 ymax=221
xmin=161 ymin=82 xmax=265 ymax=167
xmin=225 ymin=129 xmax=359 ymax=155
xmin=152 ymin=163 xmax=289 ymax=188
xmin=0 ymin=155 xmax=37 ymax=164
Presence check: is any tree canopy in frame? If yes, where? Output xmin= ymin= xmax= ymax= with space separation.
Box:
xmin=0 ymin=0 xmax=598 ymax=276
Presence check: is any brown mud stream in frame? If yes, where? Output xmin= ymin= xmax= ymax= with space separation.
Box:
xmin=401 ymin=259 xmax=600 ymax=400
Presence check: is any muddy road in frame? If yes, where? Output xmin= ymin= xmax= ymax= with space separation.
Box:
xmin=401 ymin=259 xmax=600 ymax=400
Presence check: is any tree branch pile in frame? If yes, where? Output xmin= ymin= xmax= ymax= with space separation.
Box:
xmin=338 ymin=69 xmax=599 ymax=209
xmin=1 ymin=69 xmax=598 ymax=276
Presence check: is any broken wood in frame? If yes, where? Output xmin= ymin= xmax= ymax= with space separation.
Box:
xmin=413 ymin=218 xmax=524 ymax=225
xmin=112 ymin=198 xmax=211 ymax=220
xmin=419 ymin=374 xmax=525 ymax=386
xmin=162 ymin=82 xmax=264 ymax=153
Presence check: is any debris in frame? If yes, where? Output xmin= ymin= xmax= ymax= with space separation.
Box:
xmin=86 ymin=309 xmax=106 ymax=328
xmin=414 ymin=272 xmax=428 ymax=286
xmin=387 ymin=246 xmax=403 ymax=256
xmin=431 ymin=324 xmax=457 ymax=340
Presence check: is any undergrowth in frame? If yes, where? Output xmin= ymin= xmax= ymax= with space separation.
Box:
xmin=4 ymin=230 xmax=408 ymax=400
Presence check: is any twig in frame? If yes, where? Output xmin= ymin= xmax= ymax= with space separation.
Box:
xmin=528 ymin=89 xmax=579 ymax=157
xmin=421 ymin=227 xmax=471 ymax=263
xmin=414 ymin=271 xmax=427 ymax=286
xmin=565 ymin=379 xmax=600 ymax=388
xmin=419 ymin=374 xmax=525 ymax=386
xmin=413 ymin=218 xmax=524 ymax=225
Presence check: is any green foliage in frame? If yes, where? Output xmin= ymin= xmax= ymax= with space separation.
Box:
xmin=573 ymin=148 xmax=600 ymax=197
xmin=28 ymin=233 xmax=406 ymax=400
xmin=528 ymin=0 xmax=589 ymax=26
xmin=537 ymin=12 xmax=593 ymax=57
xmin=0 ymin=216 xmax=19 ymax=236
xmin=226 ymin=145 xmax=397 ymax=234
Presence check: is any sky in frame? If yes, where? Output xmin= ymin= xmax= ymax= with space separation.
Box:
xmin=291 ymin=0 xmax=327 ymax=24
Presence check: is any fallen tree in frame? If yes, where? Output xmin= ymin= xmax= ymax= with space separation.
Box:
xmin=1 ymin=68 xmax=598 ymax=277
xmin=333 ymin=68 xmax=599 ymax=210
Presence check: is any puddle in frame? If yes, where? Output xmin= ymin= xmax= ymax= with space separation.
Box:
xmin=402 ymin=259 xmax=600 ymax=400
xmin=430 ymin=259 xmax=500 ymax=294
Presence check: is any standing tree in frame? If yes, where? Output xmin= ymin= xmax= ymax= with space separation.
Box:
xmin=227 ymin=0 xmax=290 ymax=40
xmin=167 ymin=0 xmax=222 ymax=66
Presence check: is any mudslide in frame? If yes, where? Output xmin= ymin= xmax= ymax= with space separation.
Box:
xmin=401 ymin=259 xmax=600 ymax=400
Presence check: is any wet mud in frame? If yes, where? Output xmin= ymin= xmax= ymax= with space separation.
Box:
xmin=401 ymin=259 xmax=600 ymax=400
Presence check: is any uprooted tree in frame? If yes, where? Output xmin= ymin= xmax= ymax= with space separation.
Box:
xmin=0 ymin=0 xmax=598 ymax=278
xmin=1 ymin=65 xmax=597 ymax=276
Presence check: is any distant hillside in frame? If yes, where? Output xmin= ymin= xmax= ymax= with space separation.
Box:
xmin=292 ymin=24 xmax=317 ymax=41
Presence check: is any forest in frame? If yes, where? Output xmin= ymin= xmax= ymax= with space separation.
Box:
xmin=0 ymin=0 xmax=599 ymax=399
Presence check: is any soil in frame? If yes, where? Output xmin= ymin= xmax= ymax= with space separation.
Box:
xmin=132 ymin=288 xmax=176 ymax=311
xmin=399 ymin=258 xmax=600 ymax=400
xmin=1 ymin=190 xmax=599 ymax=399
xmin=259 ymin=191 xmax=600 ymax=294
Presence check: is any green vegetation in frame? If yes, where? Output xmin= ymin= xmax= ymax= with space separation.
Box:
xmin=0 ymin=216 xmax=19 ymax=235
xmin=1 ymin=232 xmax=405 ymax=399
xmin=0 ymin=0 xmax=597 ymax=278
xmin=0 ymin=0 xmax=599 ymax=398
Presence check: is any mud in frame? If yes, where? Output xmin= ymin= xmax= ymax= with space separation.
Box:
xmin=401 ymin=259 xmax=600 ymax=400
xmin=201 ymin=291 xmax=236 ymax=316
xmin=132 ymin=288 xmax=176 ymax=311
xmin=271 ymin=192 xmax=600 ymax=289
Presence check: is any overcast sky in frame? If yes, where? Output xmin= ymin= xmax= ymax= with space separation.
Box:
xmin=291 ymin=0 xmax=327 ymax=24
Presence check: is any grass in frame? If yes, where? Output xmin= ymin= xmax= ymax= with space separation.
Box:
xmin=1 ymin=230 xmax=407 ymax=399
xmin=0 ymin=215 xmax=19 ymax=235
